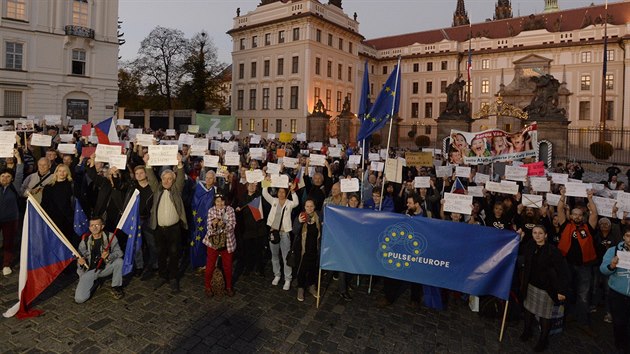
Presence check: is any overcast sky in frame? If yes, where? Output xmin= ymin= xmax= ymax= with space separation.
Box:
xmin=118 ymin=0 xmax=607 ymax=64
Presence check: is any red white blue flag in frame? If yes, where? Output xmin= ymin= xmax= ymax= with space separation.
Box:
xmin=247 ymin=196 xmax=264 ymax=222
xmin=4 ymin=197 xmax=75 ymax=318
xmin=94 ymin=117 xmax=119 ymax=144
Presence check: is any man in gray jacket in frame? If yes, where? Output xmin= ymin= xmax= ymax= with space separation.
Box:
xmin=144 ymin=153 xmax=187 ymax=293
xmin=75 ymin=216 xmax=124 ymax=303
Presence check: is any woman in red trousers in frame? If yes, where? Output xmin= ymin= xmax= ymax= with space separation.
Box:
xmin=203 ymin=194 xmax=236 ymax=297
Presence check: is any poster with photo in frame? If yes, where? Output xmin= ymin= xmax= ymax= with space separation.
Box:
xmin=448 ymin=123 xmax=538 ymax=165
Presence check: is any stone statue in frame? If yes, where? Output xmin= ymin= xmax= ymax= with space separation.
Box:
xmin=524 ymin=74 xmax=565 ymax=118
xmin=444 ymin=76 xmax=468 ymax=116
xmin=236 ymin=7 xmax=240 ymax=17
xmin=354 ymin=12 xmax=358 ymax=21
xmin=341 ymin=96 xmax=351 ymax=114
xmin=313 ymin=99 xmax=325 ymax=114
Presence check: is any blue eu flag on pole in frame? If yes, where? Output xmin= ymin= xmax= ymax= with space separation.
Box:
xmin=119 ymin=190 xmax=141 ymax=276
xmin=190 ymin=182 xmax=215 ymax=268
xmin=358 ymin=60 xmax=372 ymax=119
xmin=357 ymin=62 xmax=401 ymax=142
xmin=73 ymin=199 xmax=89 ymax=237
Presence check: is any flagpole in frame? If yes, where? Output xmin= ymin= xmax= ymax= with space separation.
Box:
xmin=499 ymin=300 xmax=509 ymax=342
xmin=316 ymin=267 xmax=322 ymax=308
xmin=378 ymin=57 xmax=402 ymax=211
xmin=27 ymin=194 xmax=82 ymax=258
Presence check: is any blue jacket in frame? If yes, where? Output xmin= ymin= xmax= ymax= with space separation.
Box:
xmin=0 ymin=163 xmax=23 ymax=223
xmin=363 ymin=195 xmax=395 ymax=212
xmin=599 ymin=242 xmax=630 ymax=297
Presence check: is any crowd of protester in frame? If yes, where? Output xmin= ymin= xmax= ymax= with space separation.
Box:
xmin=0 ymin=122 xmax=629 ymax=353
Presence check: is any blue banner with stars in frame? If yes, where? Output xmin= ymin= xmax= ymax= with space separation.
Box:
xmin=190 ymin=182 xmax=215 ymax=268
xmin=357 ymin=63 xmax=401 ymax=142
xmin=120 ymin=190 xmax=141 ymax=276
xmin=321 ymin=205 xmax=520 ymax=300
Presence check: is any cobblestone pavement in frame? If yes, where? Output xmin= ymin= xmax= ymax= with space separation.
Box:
xmin=0 ymin=264 xmax=618 ymax=353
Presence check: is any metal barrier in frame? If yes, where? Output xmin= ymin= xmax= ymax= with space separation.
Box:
xmin=565 ymin=128 xmax=630 ymax=166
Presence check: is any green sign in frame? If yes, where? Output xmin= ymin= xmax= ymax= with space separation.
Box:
xmin=196 ymin=114 xmax=235 ymax=133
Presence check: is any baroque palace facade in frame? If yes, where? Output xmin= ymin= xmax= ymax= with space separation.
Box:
xmin=0 ymin=0 xmax=119 ymax=123
xmin=229 ymin=0 xmax=630 ymax=146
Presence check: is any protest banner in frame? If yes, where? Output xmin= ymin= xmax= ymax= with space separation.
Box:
xmin=148 ymin=145 xmax=178 ymax=166
xmin=340 ymin=178 xmax=360 ymax=193
xmin=449 ymin=123 xmax=538 ymax=165
xmin=195 ymin=114 xmax=235 ymax=134
xmin=31 ymin=134 xmax=52 ymax=147
xmin=405 ymin=152 xmax=433 ymax=167
xmin=444 ymin=193 xmax=473 ymax=215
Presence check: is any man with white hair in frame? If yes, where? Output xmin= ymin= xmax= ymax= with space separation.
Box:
xmin=144 ymin=153 xmax=187 ymax=293
xmin=21 ymin=157 xmax=54 ymax=202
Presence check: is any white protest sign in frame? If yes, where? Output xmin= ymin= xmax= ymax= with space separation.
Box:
xmin=0 ymin=131 xmax=15 ymax=143
xmin=443 ymin=193 xmax=473 ymax=215
xmin=249 ymin=135 xmax=261 ymax=145
xmin=117 ymin=119 xmax=130 ymax=126
xmin=148 ymin=145 xmax=178 ymax=166
xmin=309 ymin=154 xmax=326 ymax=167
xmin=474 ymin=173 xmax=490 ymax=185
xmin=485 ymin=181 xmax=519 ymax=195
xmin=328 ymin=147 xmax=341 ymax=158
xmin=283 ymin=157 xmax=298 ymax=169
xmin=88 ymin=136 xmax=99 ymax=144
xmin=165 ymin=129 xmax=176 ymax=136
xmin=296 ymin=133 xmax=306 ymax=142
xmin=266 ymin=133 xmax=275 ymax=140
xmin=108 ymin=155 xmax=127 ymax=170
xmin=0 ymin=143 xmax=14 ymax=158
xmin=190 ymin=138 xmax=208 ymax=156
xmin=44 ymin=115 xmax=62 ymax=125
xmin=550 ymin=173 xmax=569 ymax=184
xmin=385 ymin=159 xmax=403 ymax=183
xmin=308 ymin=142 xmax=322 ymax=150
xmin=467 ymin=186 xmax=485 ymax=197
xmin=249 ymin=148 xmax=266 ymax=160
xmin=617 ymin=252 xmax=630 ymax=270
xmin=224 ymin=154 xmax=240 ymax=166
xmin=203 ymin=155 xmax=219 ymax=168
xmin=128 ymin=129 xmax=142 ymax=140
xmin=340 ymin=178 xmax=360 ymax=193
xmin=436 ymin=165 xmax=453 ymax=178
xmin=380 ymin=149 xmax=388 ymax=160
xmin=370 ymin=161 xmax=384 ymax=172
xmin=329 ymin=138 xmax=338 ymax=146
xmin=564 ymin=182 xmax=588 ymax=198
xmin=592 ymin=196 xmax=617 ymax=218
xmin=505 ymin=165 xmax=528 ymax=182
xmin=414 ymin=176 xmax=431 ymax=189
xmin=188 ymin=125 xmax=200 ymax=134
xmin=136 ymin=134 xmax=155 ymax=146
xmin=220 ymin=142 xmax=238 ymax=152
xmin=59 ymin=134 xmax=74 ymax=143
xmin=616 ymin=192 xmax=630 ymax=212
xmin=245 ymin=169 xmax=265 ymax=184
xmin=545 ymin=193 xmax=561 ymax=206
xmin=530 ymin=177 xmax=551 ymax=192
xmin=178 ymin=133 xmax=194 ymax=146
xmin=266 ymin=162 xmax=281 ymax=175
xmin=95 ymin=144 xmax=122 ymax=162
xmin=57 ymin=143 xmax=76 ymax=155
xmin=368 ymin=153 xmax=380 ymax=162
xmin=348 ymin=155 xmax=361 ymax=165
xmin=455 ymin=166 xmax=471 ymax=178
xmin=271 ymin=174 xmax=289 ymax=188
xmin=31 ymin=134 xmax=52 ymax=147
xmin=522 ymin=194 xmax=544 ymax=208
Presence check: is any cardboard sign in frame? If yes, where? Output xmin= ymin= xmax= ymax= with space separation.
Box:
xmin=271 ymin=174 xmax=289 ymax=188
xmin=522 ymin=161 xmax=545 ymax=176
xmin=340 ymin=178 xmax=360 ymax=193
xmin=57 ymin=143 xmax=76 ymax=155
xmin=276 ymin=149 xmax=286 ymax=158
xmin=522 ymin=194 xmax=544 ymax=208
xmin=108 ymin=155 xmax=127 ymax=170
xmin=148 ymin=145 xmax=178 ymax=166
xmin=203 ymin=155 xmax=219 ymax=168
xmin=414 ymin=176 xmax=431 ymax=189
xmin=31 ymin=134 xmax=52 ymax=147
xmin=385 ymin=159 xmax=403 ymax=184
xmin=405 ymin=152 xmax=433 ymax=167
xmin=505 ymin=165 xmax=528 ymax=182
xmin=95 ymin=144 xmax=123 ymax=162
xmin=443 ymin=193 xmax=473 ymax=215
xmin=530 ymin=177 xmax=551 ymax=193
xmin=309 ymin=154 xmax=326 ymax=167
xmin=245 ymin=169 xmax=264 ymax=184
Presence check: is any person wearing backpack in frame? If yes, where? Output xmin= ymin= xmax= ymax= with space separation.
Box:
xmin=599 ymin=227 xmax=630 ymax=353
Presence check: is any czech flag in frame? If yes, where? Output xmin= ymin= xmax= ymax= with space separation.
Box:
xmin=247 ymin=196 xmax=264 ymax=222
xmin=4 ymin=196 xmax=75 ymax=319
xmin=94 ymin=117 xmax=119 ymax=144
xmin=450 ymin=177 xmax=467 ymax=195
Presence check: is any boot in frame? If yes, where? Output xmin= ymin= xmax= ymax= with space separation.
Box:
xmin=520 ymin=310 xmax=534 ymax=342
xmin=297 ymin=288 xmax=305 ymax=302
xmin=308 ymin=285 xmax=318 ymax=298
xmin=533 ymin=318 xmax=551 ymax=352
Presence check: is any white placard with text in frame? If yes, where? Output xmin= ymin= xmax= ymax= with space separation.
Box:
xmin=148 ymin=145 xmax=178 ymax=166
xmin=443 ymin=193 xmax=473 ymax=215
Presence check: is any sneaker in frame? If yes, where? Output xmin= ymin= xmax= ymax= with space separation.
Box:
xmin=283 ymin=280 xmax=291 ymax=291
xmin=604 ymin=313 xmax=612 ymax=323
xmin=297 ymin=288 xmax=305 ymax=302
xmin=271 ymin=276 xmax=281 ymax=286
xmin=2 ymin=267 xmax=12 ymax=276
xmin=111 ymin=287 xmax=124 ymax=300
xmin=308 ymin=285 xmax=318 ymax=298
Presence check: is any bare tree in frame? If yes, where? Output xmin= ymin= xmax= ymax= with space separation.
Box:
xmin=135 ymin=26 xmax=188 ymax=109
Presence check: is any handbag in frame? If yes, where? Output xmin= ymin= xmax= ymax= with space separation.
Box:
xmin=269 ymin=205 xmax=286 ymax=244
xmin=286 ymin=249 xmax=298 ymax=268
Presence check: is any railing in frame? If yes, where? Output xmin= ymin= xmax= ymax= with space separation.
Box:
xmin=64 ymin=25 xmax=95 ymax=39
xmin=565 ymin=128 xmax=630 ymax=166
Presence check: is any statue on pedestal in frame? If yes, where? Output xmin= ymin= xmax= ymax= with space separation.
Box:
xmin=524 ymin=74 xmax=566 ymax=119
xmin=443 ymin=76 xmax=470 ymax=117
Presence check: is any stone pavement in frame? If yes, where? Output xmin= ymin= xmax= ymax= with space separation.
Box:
xmin=0 ymin=264 xmax=619 ymax=353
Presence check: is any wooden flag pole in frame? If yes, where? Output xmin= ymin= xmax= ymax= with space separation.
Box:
xmin=316 ymin=267 xmax=322 ymax=308
xmin=499 ymin=300 xmax=509 ymax=342
xmin=27 ymin=194 xmax=82 ymax=258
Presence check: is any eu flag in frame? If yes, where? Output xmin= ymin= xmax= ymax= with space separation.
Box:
xmin=358 ymin=60 xmax=372 ymax=119
xmin=73 ymin=199 xmax=89 ymax=237
xmin=357 ymin=62 xmax=401 ymax=142
xmin=190 ymin=182 xmax=215 ymax=268
xmin=119 ymin=190 xmax=141 ymax=276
